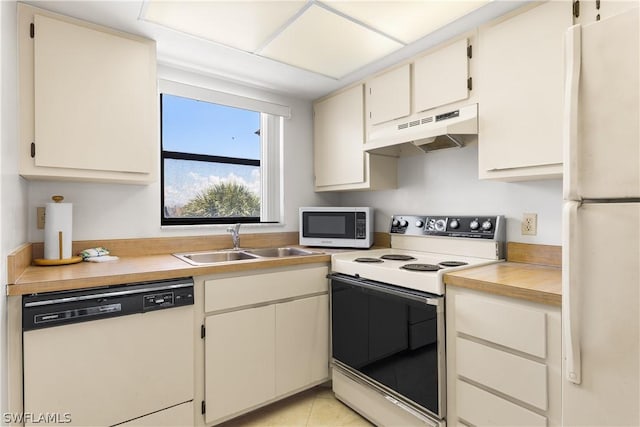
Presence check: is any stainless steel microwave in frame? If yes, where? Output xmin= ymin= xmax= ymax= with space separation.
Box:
xmin=299 ymin=207 xmax=373 ymax=248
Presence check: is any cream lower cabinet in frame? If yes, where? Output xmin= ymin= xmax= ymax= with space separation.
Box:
xmin=201 ymin=266 xmax=329 ymax=425
xmin=314 ymin=85 xmax=396 ymax=192
xmin=446 ymin=287 xmax=561 ymax=426
xmin=477 ymin=1 xmax=572 ymax=181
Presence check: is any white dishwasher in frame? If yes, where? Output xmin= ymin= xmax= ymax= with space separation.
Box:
xmin=22 ymin=278 xmax=195 ymax=427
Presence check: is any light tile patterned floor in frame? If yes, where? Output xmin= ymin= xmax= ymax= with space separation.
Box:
xmin=218 ymin=385 xmax=374 ymax=427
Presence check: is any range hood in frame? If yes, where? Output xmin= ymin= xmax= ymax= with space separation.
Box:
xmin=364 ymin=103 xmax=478 ymax=156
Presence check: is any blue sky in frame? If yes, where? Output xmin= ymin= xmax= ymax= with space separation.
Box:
xmin=162 ymin=94 xmax=262 ymax=209
xmin=162 ymin=94 xmax=260 ymax=159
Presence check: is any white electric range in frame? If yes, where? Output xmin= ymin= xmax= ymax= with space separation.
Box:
xmin=330 ymin=214 xmax=505 ymax=427
xmin=332 ymin=214 xmax=505 ymax=295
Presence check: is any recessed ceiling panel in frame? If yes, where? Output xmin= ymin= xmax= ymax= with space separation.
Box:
xmin=142 ymin=0 xmax=306 ymax=52
xmin=324 ymin=1 xmax=491 ymax=44
xmin=260 ymin=5 xmax=403 ymax=79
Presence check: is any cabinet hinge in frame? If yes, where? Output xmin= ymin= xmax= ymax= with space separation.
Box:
xmin=595 ymin=0 xmax=600 ymax=9
xmin=30 ymin=23 xmax=34 ymax=39
xmin=201 ymin=400 xmax=206 ymax=415
xmin=200 ymin=324 xmax=206 ymax=339
xmin=467 ymin=45 xmax=472 ymax=59
xmin=573 ymin=0 xmax=580 ymax=18
xmin=30 ymin=142 xmax=35 ymax=158
xmin=467 ymin=77 xmax=473 ymax=91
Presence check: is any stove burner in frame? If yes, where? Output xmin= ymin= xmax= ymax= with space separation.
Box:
xmin=380 ymin=254 xmax=417 ymax=261
xmin=439 ymin=261 xmax=469 ymax=267
xmin=354 ymin=257 xmax=384 ymax=263
xmin=400 ymin=263 xmax=442 ymax=272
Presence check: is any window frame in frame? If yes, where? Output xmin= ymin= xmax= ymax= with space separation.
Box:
xmin=159 ymin=80 xmax=285 ymax=226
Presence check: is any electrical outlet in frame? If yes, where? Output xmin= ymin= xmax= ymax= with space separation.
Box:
xmin=522 ymin=213 xmax=537 ymax=236
xmin=37 ymin=207 xmax=45 ymax=229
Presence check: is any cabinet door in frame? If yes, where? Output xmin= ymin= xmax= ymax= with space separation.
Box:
xmin=367 ymin=64 xmax=411 ymax=125
xmin=478 ymin=2 xmax=571 ymax=180
xmin=18 ymin=4 xmax=157 ymax=184
xmin=33 ymin=14 xmax=155 ymax=175
xmin=275 ymin=295 xmax=329 ymax=396
xmin=313 ymin=85 xmax=365 ymax=187
xmin=204 ymin=305 xmax=275 ymax=424
xmin=414 ymin=38 xmax=469 ymax=113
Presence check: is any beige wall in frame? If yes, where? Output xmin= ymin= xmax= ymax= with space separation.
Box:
xmin=338 ymin=141 xmax=563 ymax=245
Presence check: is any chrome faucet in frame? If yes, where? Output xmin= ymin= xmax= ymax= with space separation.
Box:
xmin=227 ymin=223 xmax=241 ymax=250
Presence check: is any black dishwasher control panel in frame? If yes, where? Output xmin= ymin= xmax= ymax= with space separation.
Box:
xmin=23 ymin=277 xmax=194 ymax=331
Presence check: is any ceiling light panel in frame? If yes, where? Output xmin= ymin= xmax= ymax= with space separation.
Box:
xmin=260 ymin=5 xmax=403 ymax=79
xmin=142 ymin=0 xmax=306 ymax=52
xmin=323 ymin=1 xmax=491 ymax=44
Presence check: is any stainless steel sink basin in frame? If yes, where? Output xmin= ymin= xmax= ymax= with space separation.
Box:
xmin=173 ymin=247 xmax=322 ymax=265
xmin=243 ymin=247 xmax=318 ymax=258
xmin=174 ymin=250 xmax=259 ymax=266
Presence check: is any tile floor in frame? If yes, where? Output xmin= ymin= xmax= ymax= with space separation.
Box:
xmin=218 ymin=385 xmax=373 ymax=427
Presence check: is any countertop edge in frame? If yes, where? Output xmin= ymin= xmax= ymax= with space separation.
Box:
xmin=444 ymin=262 xmax=562 ymax=307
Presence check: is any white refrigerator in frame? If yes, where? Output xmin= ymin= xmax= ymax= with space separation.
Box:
xmin=562 ymin=6 xmax=639 ymax=426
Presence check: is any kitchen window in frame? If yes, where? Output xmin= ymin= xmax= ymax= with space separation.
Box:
xmin=160 ymin=80 xmax=286 ymax=226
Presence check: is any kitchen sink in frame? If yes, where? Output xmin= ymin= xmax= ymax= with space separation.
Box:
xmin=173 ymin=250 xmax=259 ymax=265
xmin=243 ymin=247 xmax=318 ymax=258
xmin=173 ymin=247 xmax=323 ymax=266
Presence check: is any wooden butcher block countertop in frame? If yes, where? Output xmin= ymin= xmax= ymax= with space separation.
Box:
xmin=444 ymin=242 xmax=562 ymax=306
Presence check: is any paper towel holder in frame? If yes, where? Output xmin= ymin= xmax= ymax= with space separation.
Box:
xmin=33 ymin=195 xmax=83 ymax=266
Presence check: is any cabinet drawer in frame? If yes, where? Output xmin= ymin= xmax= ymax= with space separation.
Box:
xmin=457 ymin=380 xmax=546 ymax=427
xmin=205 ymin=266 xmax=328 ymax=312
xmin=455 ymin=293 xmax=546 ymax=358
xmin=456 ymin=337 xmax=547 ymax=410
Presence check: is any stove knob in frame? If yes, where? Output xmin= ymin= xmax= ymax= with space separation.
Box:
xmin=399 ymin=219 xmax=408 ymax=227
xmin=482 ymin=220 xmax=493 ymax=231
xmin=415 ymin=220 xmax=424 ymax=228
xmin=392 ymin=219 xmax=400 ymax=227
xmin=470 ymin=220 xmax=479 ymax=230
xmin=435 ymin=219 xmax=446 ymax=231
xmin=449 ymin=219 xmax=459 ymax=229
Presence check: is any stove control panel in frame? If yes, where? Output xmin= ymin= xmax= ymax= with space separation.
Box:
xmin=390 ymin=215 xmax=505 ymax=240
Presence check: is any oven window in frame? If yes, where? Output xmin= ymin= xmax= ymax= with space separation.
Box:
xmin=331 ymin=277 xmax=442 ymax=417
xmin=303 ymin=212 xmax=355 ymax=238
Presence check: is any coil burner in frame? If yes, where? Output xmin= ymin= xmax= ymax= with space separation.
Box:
xmin=400 ymin=263 xmax=442 ymax=272
xmin=380 ymin=254 xmax=417 ymax=261
xmin=438 ymin=261 xmax=469 ymax=267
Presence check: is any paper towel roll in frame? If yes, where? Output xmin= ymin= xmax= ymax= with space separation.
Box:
xmin=44 ymin=196 xmax=72 ymax=260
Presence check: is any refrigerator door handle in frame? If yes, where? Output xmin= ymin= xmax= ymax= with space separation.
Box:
xmin=563 ymin=200 xmax=582 ymax=385
xmin=563 ymin=24 xmax=582 ymax=201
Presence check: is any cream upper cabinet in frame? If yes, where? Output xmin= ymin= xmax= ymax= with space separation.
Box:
xmin=414 ymin=38 xmax=470 ymax=113
xmin=575 ymin=0 xmax=639 ymax=24
xmin=477 ymin=1 xmax=572 ymax=181
xmin=366 ymin=64 xmax=411 ymax=126
xmin=18 ymin=4 xmax=157 ymax=184
xmin=313 ymin=85 xmax=396 ymax=192
xmin=446 ymin=287 xmax=562 ymax=426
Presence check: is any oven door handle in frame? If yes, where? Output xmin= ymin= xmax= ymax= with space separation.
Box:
xmin=328 ymin=273 xmax=442 ymax=306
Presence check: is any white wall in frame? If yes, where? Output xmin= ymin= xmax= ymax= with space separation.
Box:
xmin=27 ymin=65 xmax=337 ymax=242
xmin=338 ymin=141 xmax=562 ymax=245
xmin=1 ymin=0 xmax=29 ymax=417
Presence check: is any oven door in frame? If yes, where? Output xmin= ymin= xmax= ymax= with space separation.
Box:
xmin=329 ymin=273 xmax=445 ymax=420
